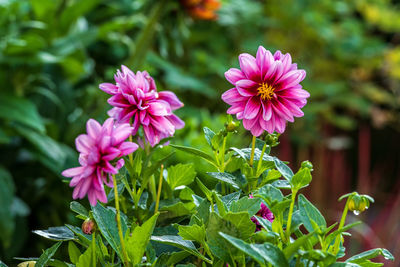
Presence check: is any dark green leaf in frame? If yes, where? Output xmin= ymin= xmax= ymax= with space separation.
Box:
xmin=36 ymin=242 xmax=62 ymax=267
xmin=203 ymin=127 xmax=215 ymax=147
xmin=229 ymin=197 xmax=262 ymax=217
xmin=150 ymin=235 xmax=211 ymax=263
xmin=273 ymin=158 xmax=294 ymax=181
xmin=33 ymin=226 xmax=75 ymax=241
xmin=298 ymin=194 xmax=326 ymax=232
xmin=171 ymin=145 xmax=217 ymax=167
xmin=0 ymin=166 xmax=15 ymax=248
xmin=207 ymin=172 xmax=239 ymax=189
xmin=220 ymin=232 xmax=289 ymax=267
xmin=70 ymin=201 xmax=89 ymax=218
xmin=92 ymin=204 xmax=127 ymax=260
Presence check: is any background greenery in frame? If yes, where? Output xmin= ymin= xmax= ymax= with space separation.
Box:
xmin=1 ymin=0 xmax=400 ymax=265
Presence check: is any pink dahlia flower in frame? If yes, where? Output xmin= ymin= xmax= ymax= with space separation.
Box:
xmin=222 ymin=46 xmax=310 ymax=136
xmin=249 ymin=194 xmax=274 ymax=231
xmin=100 ymin=65 xmax=185 ymax=147
xmin=62 ymin=118 xmax=138 ymax=206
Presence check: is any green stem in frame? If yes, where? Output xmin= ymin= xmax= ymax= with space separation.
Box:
xmin=112 ymin=175 xmax=129 ymax=267
xmin=154 ymin=164 xmax=164 ymax=213
xmin=92 ymin=231 xmax=96 ymax=267
xmin=249 ymin=135 xmax=257 ymax=167
xmin=333 ymin=198 xmax=350 ymax=255
xmin=220 ymin=135 xmax=227 ymax=172
xmin=286 ymin=189 xmax=298 ymax=241
xmin=127 ymin=0 xmax=167 ymax=69
xmin=256 ymin=142 xmax=267 ymax=176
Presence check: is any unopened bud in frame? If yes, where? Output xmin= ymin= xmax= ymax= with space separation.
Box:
xmin=225 ymin=120 xmax=240 ymax=132
xmin=82 ymin=218 xmax=96 ymax=234
xmin=264 ymin=133 xmax=280 ymax=147
xmin=301 ymin=161 xmax=313 ymax=171
xmin=347 ymin=194 xmax=370 ymax=215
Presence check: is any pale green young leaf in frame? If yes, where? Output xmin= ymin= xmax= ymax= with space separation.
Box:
xmin=126 ymin=213 xmax=159 ymax=265
xmin=178 ymin=224 xmax=206 ymax=244
xmin=68 ymin=241 xmax=81 ymax=264
xmin=167 ymin=163 xmax=196 ymax=190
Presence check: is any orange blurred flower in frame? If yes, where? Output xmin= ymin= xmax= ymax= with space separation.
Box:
xmin=181 ymin=0 xmax=221 ymax=20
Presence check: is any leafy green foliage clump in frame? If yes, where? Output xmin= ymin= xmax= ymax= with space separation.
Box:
xmin=17 ymin=121 xmax=393 ymax=267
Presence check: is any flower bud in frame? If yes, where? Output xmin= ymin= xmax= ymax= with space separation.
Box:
xmin=347 ymin=194 xmax=370 ymax=215
xmin=225 ymin=120 xmax=240 ymax=132
xmin=301 ymin=161 xmax=313 ymax=171
xmin=264 ymin=133 xmax=280 ymax=147
xmin=82 ymin=218 xmax=96 ymax=234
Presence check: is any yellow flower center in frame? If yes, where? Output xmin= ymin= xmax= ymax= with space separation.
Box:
xmin=257 ymin=83 xmax=275 ymax=100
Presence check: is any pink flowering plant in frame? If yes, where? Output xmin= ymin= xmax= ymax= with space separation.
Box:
xmin=21 ymin=49 xmax=393 ymax=267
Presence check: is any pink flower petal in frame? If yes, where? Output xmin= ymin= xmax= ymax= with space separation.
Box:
xmin=62 ymin=166 xmax=84 ymax=177
xmin=244 ymin=96 xmax=261 ymax=119
xmin=158 ymin=91 xmax=184 ymax=110
xmin=225 ymin=68 xmax=246 ymax=85
xmin=239 ymin=53 xmax=260 ymax=81
xmin=86 ymin=119 xmax=102 ymax=140
xmin=99 ymin=83 xmax=118 ymax=95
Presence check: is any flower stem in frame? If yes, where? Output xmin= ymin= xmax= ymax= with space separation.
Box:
xmin=332 ymin=198 xmax=350 ymax=255
xmin=286 ymin=189 xmax=298 ymax=241
xmin=154 ymin=164 xmax=164 ymax=213
xmin=92 ymin=231 xmax=96 ymax=267
xmin=256 ymin=142 xmax=267 ymax=175
xmin=220 ymin=135 xmax=227 ymax=172
xmin=112 ymin=175 xmax=129 ymax=267
xmin=249 ymin=135 xmax=257 ymax=167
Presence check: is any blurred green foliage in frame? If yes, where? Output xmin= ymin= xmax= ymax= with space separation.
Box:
xmin=1 ymin=0 xmax=400 ymax=263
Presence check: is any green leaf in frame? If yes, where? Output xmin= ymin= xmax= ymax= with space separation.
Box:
xmin=178 ymin=224 xmax=206 ymax=244
xmin=0 ymin=166 xmax=15 ymax=248
xmin=76 ymin=239 xmax=96 ymax=267
xmin=196 ymin=178 xmax=213 ymax=201
xmin=70 ymin=201 xmax=89 ymax=218
xmin=229 ymin=197 xmax=262 ymax=217
xmin=0 ymin=260 xmax=7 ymax=267
xmin=221 ymin=192 xmax=241 ymax=209
xmin=35 ymin=242 xmax=62 ymax=267
xmin=203 ymin=127 xmax=215 ymax=147
xmin=206 ymin=212 xmax=255 ymax=264
xmin=346 ymin=248 xmax=394 ymax=263
xmin=33 ymin=226 xmax=75 ymax=241
xmin=167 ymin=163 xmax=196 ymax=190
xmin=219 ymin=232 xmax=289 ymax=267
xmin=0 ymin=94 xmax=45 ymax=133
xmin=68 ymin=241 xmax=81 ymax=264
xmin=159 ymin=201 xmax=194 ymax=220
xmin=171 ymin=145 xmax=217 ymax=167
xmin=283 ymin=231 xmax=317 ymax=259
xmin=231 ymin=147 xmax=274 ymax=162
xmin=290 ymin=168 xmax=312 ymax=190
xmin=92 ymin=204 xmax=127 ymax=260
xmin=256 ymin=184 xmax=284 ymax=205
xmin=150 ymin=235 xmax=212 ymax=264
xmin=207 ymin=172 xmax=240 ymax=189
xmin=126 ymin=213 xmax=159 ymax=265
xmin=213 ymin=191 xmax=227 ymax=217
xmin=298 ymin=194 xmax=326 ymax=232
xmin=273 ymin=158 xmax=294 ymax=181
